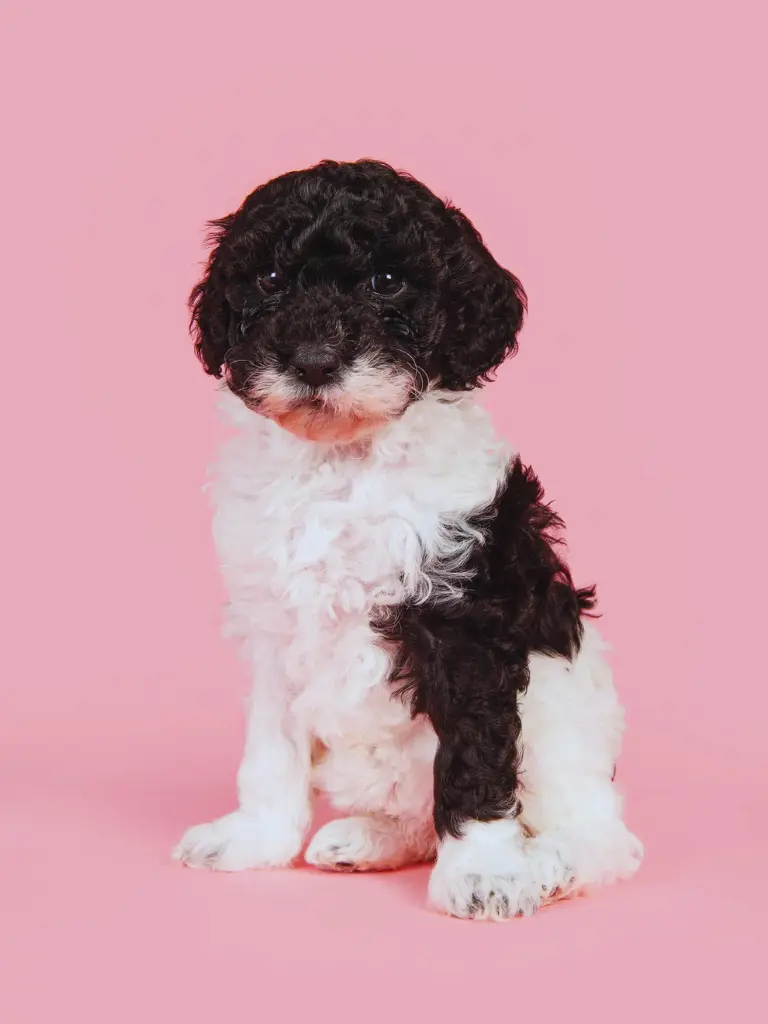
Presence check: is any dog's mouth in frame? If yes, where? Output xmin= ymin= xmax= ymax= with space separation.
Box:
xmin=245 ymin=394 xmax=388 ymax=443
xmin=236 ymin=355 xmax=419 ymax=443
xmin=269 ymin=404 xmax=389 ymax=443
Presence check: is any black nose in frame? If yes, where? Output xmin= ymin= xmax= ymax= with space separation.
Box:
xmin=290 ymin=350 xmax=341 ymax=387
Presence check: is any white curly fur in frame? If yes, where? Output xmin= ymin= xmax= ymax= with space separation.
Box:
xmin=174 ymin=388 xmax=642 ymax=917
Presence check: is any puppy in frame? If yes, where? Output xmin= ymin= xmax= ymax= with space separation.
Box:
xmin=173 ymin=159 xmax=642 ymax=919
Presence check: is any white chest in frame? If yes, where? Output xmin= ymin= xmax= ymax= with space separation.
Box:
xmin=209 ymin=390 xmax=512 ymax=723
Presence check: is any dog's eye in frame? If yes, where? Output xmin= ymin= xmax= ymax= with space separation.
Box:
xmin=258 ymin=270 xmax=284 ymax=295
xmin=370 ymin=272 xmax=405 ymax=297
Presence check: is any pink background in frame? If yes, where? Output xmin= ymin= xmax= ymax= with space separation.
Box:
xmin=1 ymin=1 xmax=766 ymax=1020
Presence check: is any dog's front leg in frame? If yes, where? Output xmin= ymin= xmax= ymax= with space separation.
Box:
xmin=422 ymin=651 xmax=568 ymax=920
xmin=173 ymin=656 xmax=311 ymax=871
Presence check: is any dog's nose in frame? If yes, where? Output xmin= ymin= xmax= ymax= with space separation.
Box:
xmin=290 ymin=350 xmax=341 ymax=387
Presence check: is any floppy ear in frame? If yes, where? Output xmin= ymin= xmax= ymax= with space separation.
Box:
xmin=189 ymin=215 xmax=237 ymax=378
xmin=434 ymin=206 xmax=527 ymax=390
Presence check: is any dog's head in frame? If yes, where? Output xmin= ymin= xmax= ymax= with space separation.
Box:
xmin=190 ymin=159 xmax=526 ymax=443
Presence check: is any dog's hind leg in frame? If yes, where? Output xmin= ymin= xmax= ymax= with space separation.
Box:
xmin=306 ymin=720 xmax=437 ymax=871
xmin=305 ymin=813 xmax=435 ymax=871
xmin=517 ymin=623 xmax=643 ymax=897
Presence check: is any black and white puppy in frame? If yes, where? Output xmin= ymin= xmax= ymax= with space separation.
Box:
xmin=174 ymin=159 xmax=642 ymax=919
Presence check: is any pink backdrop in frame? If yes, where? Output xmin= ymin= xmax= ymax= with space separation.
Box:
xmin=1 ymin=1 xmax=765 ymax=1020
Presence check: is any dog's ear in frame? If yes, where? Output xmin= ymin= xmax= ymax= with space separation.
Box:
xmin=189 ymin=215 xmax=237 ymax=378
xmin=434 ymin=206 xmax=527 ymax=390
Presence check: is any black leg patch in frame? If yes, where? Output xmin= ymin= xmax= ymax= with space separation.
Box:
xmin=378 ymin=457 xmax=596 ymax=839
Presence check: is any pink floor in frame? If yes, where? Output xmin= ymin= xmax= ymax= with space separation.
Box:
xmin=2 ymin=698 xmax=765 ymax=1021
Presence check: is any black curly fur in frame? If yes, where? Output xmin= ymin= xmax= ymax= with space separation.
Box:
xmin=189 ymin=158 xmax=526 ymax=395
xmin=378 ymin=458 xmax=596 ymax=839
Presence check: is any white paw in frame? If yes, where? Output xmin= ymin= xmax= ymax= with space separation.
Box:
xmin=570 ymin=822 xmax=644 ymax=886
xmin=305 ymin=816 xmax=426 ymax=872
xmin=173 ymin=810 xmax=303 ymax=871
xmin=523 ymin=822 xmax=643 ymax=893
xmin=524 ymin=833 xmax=578 ymax=900
xmin=610 ymin=824 xmax=644 ymax=880
xmin=428 ymin=818 xmax=568 ymax=921
xmin=429 ymin=867 xmax=548 ymax=920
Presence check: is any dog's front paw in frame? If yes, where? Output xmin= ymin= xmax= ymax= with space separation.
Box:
xmin=173 ymin=810 xmax=302 ymax=871
xmin=428 ymin=819 xmax=571 ymax=921
xmin=428 ymin=865 xmax=547 ymax=920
